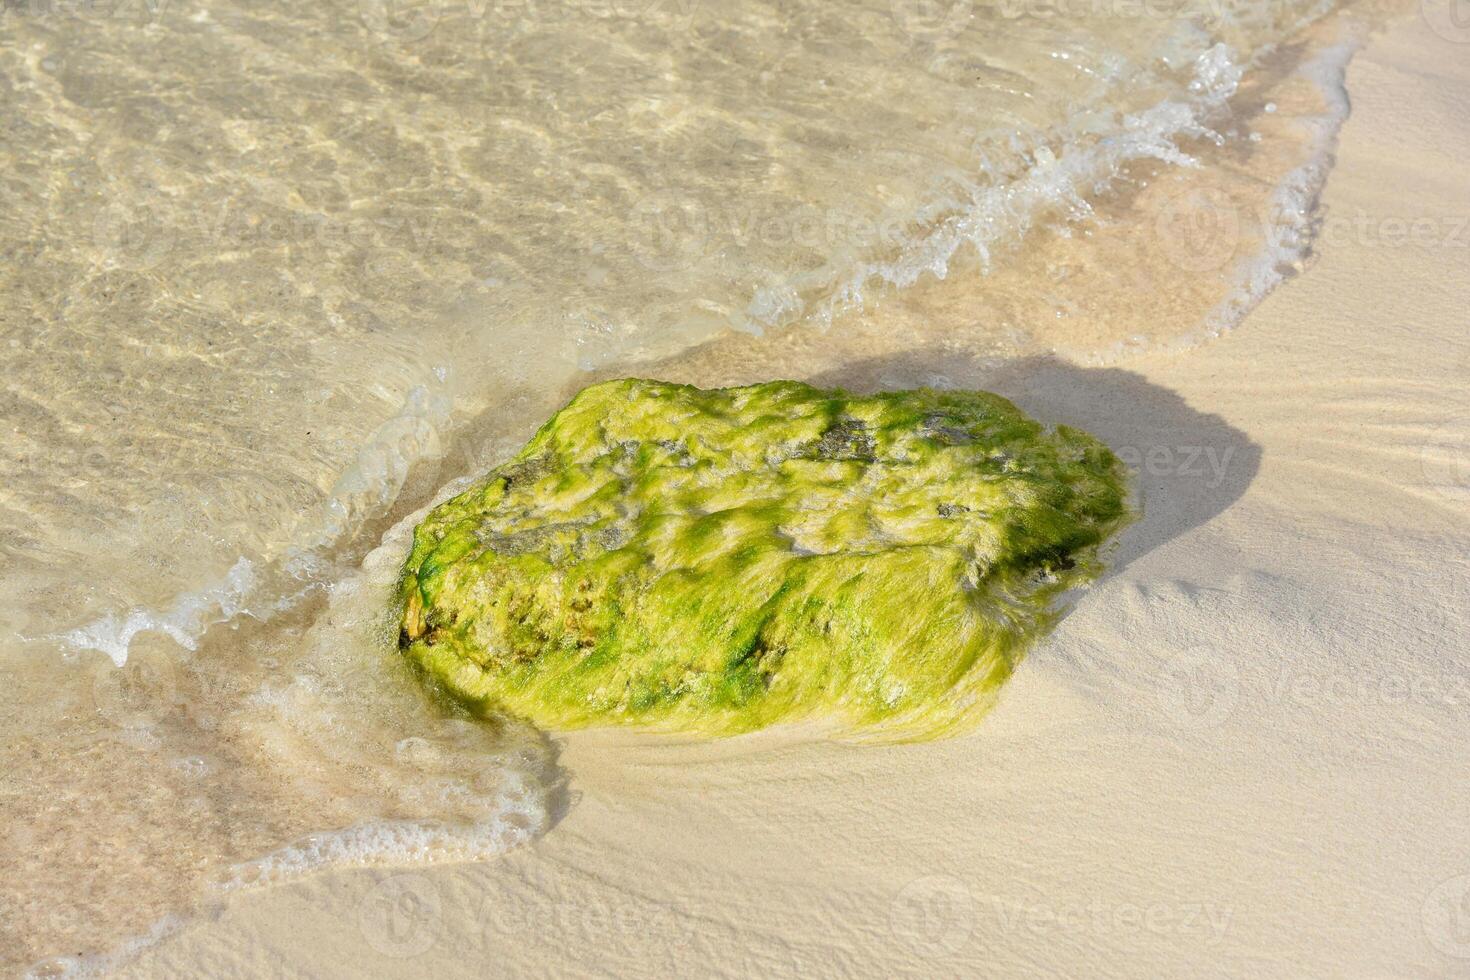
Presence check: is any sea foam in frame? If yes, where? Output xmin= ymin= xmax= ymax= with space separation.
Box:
xmin=56 ymin=374 xmax=453 ymax=666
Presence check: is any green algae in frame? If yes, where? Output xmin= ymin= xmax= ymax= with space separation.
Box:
xmin=399 ymin=379 xmax=1131 ymax=738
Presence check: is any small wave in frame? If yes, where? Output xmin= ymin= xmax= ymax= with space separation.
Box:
xmin=220 ymin=810 xmax=547 ymax=891
xmin=26 ymin=485 xmax=560 ymax=977
xmin=801 ymin=43 xmax=1246 ymax=329
xmin=215 ymin=488 xmax=559 ymax=908
xmin=55 ymin=373 xmax=453 ymax=666
xmin=24 ymin=915 xmax=187 ymax=980
xmin=730 ymin=14 xmax=1355 ymax=342
xmin=57 ymin=557 xmax=260 ymax=668
xmin=1204 ymin=32 xmax=1362 ymax=334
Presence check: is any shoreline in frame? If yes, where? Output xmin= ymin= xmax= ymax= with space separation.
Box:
xmin=42 ymin=5 xmax=1364 ymax=675
xmin=113 ymin=8 xmax=1470 ymax=977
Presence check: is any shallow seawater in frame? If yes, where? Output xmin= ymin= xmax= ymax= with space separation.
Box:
xmin=0 ymin=0 xmax=1385 ymax=970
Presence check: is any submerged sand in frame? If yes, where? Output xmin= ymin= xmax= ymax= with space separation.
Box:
xmin=113 ymin=11 xmax=1470 ymax=977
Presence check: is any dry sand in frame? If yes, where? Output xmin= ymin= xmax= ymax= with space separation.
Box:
xmin=119 ymin=10 xmax=1470 ymax=977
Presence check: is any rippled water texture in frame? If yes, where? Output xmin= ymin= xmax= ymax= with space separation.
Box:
xmin=0 ymin=0 xmax=1371 ymax=970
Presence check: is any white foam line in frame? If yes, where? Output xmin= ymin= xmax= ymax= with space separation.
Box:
xmin=738 ymin=4 xmax=1345 ymax=345
xmin=736 ymin=40 xmax=1251 ymax=337
xmin=218 ymin=809 xmax=546 ymax=892
xmin=56 ymin=372 xmax=453 ymax=666
xmin=1203 ymin=30 xmax=1362 ymax=335
xmin=822 ymin=44 xmax=1245 ymax=321
xmin=24 ymin=914 xmax=188 ymax=980
xmin=59 ymin=557 xmax=259 ymax=667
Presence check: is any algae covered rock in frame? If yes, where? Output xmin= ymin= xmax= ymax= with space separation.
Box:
xmin=399 ymin=379 xmax=1130 ymax=737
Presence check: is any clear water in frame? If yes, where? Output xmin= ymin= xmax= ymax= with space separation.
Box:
xmin=0 ymin=0 xmax=1378 ymax=970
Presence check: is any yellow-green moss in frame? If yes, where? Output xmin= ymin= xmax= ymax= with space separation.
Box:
xmin=399 ymin=379 xmax=1130 ymax=738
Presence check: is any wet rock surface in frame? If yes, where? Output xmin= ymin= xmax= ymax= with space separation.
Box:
xmin=399 ymin=379 xmax=1131 ymax=736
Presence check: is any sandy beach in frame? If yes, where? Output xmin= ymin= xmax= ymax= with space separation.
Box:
xmin=99 ymin=8 xmax=1470 ymax=977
